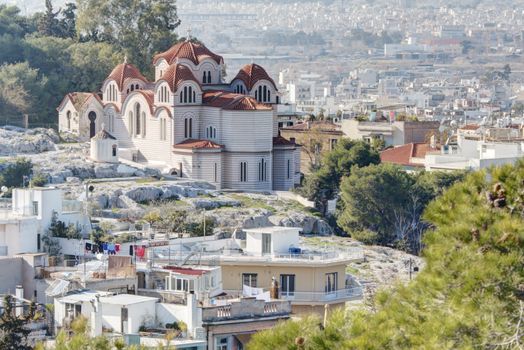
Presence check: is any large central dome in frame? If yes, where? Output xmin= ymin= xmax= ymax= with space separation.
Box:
xmin=153 ymin=41 xmax=223 ymax=66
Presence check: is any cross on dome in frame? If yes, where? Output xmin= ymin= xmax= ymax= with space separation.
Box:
xmin=186 ymin=26 xmax=192 ymax=42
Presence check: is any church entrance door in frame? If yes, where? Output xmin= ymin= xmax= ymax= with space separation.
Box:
xmin=88 ymin=111 xmax=97 ymax=138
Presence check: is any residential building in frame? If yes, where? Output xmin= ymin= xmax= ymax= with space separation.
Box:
xmin=341 ymin=119 xmax=439 ymax=147
xmin=280 ymin=121 xmax=344 ymax=173
xmin=424 ymin=125 xmax=524 ymax=171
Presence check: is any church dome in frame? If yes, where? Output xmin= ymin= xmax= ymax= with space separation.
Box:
xmin=153 ymin=41 xmax=223 ymax=66
xmin=106 ymin=61 xmax=148 ymax=90
xmin=233 ymin=64 xmax=277 ymax=91
xmin=159 ymin=64 xmax=201 ymax=92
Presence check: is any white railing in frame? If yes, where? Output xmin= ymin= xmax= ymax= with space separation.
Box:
xmin=222 ymin=286 xmax=363 ymax=303
xmin=279 ymin=287 xmax=363 ymax=302
xmin=202 ymin=299 xmax=291 ymax=322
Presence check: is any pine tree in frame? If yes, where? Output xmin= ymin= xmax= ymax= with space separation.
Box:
xmin=0 ymin=295 xmax=35 ymax=350
xmin=37 ymin=0 xmax=61 ymax=37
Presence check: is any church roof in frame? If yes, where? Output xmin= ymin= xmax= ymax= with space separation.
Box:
xmin=153 ymin=41 xmax=223 ymax=66
xmin=159 ymin=64 xmax=200 ymax=92
xmin=233 ymin=64 xmax=277 ymax=90
xmin=173 ymin=139 xmax=223 ymax=150
xmin=92 ymin=129 xmax=116 ymax=140
xmin=203 ymin=91 xmax=272 ymax=111
xmin=106 ymin=62 xmax=148 ymax=90
xmin=57 ymin=92 xmax=102 ymax=112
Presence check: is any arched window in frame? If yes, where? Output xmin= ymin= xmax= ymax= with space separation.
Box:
xmin=193 ymin=90 xmax=196 ymax=102
xmin=107 ymin=111 xmax=114 ymax=132
xmin=180 ymin=91 xmax=183 ymax=103
xmin=240 ymin=162 xmax=248 ymax=182
xmin=206 ymin=126 xmax=217 ymax=140
xmin=183 ymin=86 xmax=188 ymax=103
xmin=258 ymin=158 xmax=267 ymax=182
xmin=128 ymin=112 xmax=133 ymax=135
xmin=135 ymin=84 xmax=139 ymax=90
xmin=207 ymin=71 xmax=211 ymax=84
xmin=160 ymin=118 xmax=167 ymax=141
xmin=141 ymin=111 xmax=146 ymax=137
xmin=131 ymin=85 xmax=135 ymax=92
xmin=188 ymin=86 xmax=193 ymax=103
xmin=258 ymin=86 xmax=263 ymax=102
xmin=263 ymin=86 xmax=267 ymax=102
xmin=66 ymin=111 xmax=71 ymax=130
xmin=134 ymin=103 xmax=141 ymax=136
xmin=267 ymin=89 xmax=271 ymax=102
xmin=112 ymin=144 xmax=117 ymax=157
xmin=202 ymin=71 xmax=207 ymax=83
xmin=184 ymin=117 xmax=193 ymax=138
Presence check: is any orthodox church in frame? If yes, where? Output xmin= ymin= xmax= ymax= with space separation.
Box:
xmin=57 ymin=38 xmax=300 ymax=191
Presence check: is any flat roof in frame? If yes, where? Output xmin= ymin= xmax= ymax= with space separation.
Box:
xmin=99 ymin=294 xmax=158 ymax=305
xmin=59 ymin=290 xmax=112 ymax=304
xmin=244 ymin=226 xmax=301 ymax=234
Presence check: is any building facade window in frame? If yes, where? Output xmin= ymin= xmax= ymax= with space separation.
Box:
xmin=184 ymin=118 xmax=193 ymax=138
xmin=262 ymin=233 xmax=271 ymax=255
xmin=242 ymin=273 xmax=257 ymax=288
xmin=128 ymin=112 xmax=133 ymax=135
xmin=280 ymin=274 xmax=295 ymax=297
xmin=214 ymin=163 xmax=218 ymax=182
xmin=141 ymin=111 xmax=146 ymax=137
xmin=160 ymin=118 xmax=167 ymax=141
xmin=325 ymin=272 xmax=338 ymax=294
xmin=287 ymin=159 xmax=291 ymax=179
xmin=112 ymin=144 xmax=117 ymax=157
xmin=258 ymin=158 xmax=267 ymax=182
xmin=206 ymin=126 xmax=217 ymax=139
xmin=134 ymin=103 xmax=141 ymax=136
xmin=66 ymin=111 xmax=71 ymax=130
xmin=255 ymin=85 xmax=271 ymax=103
xmin=240 ymin=162 xmax=248 ymax=182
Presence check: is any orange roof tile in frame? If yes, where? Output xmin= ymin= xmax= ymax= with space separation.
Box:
xmin=380 ymin=143 xmax=435 ymax=167
xmin=233 ymin=63 xmax=277 ymax=90
xmin=202 ymin=91 xmax=272 ymax=111
xmin=106 ymin=63 xmax=148 ymax=90
xmin=173 ymin=139 xmax=223 ymax=150
xmin=159 ymin=64 xmax=200 ymax=92
xmin=153 ymin=41 xmax=223 ymax=65
xmin=273 ymin=135 xmax=296 ymax=146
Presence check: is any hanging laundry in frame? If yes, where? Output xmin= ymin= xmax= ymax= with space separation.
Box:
xmin=135 ymin=246 xmax=146 ymax=258
xmin=107 ymin=242 xmax=115 ymax=255
xmin=115 ymin=244 xmax=121 ymax=253
xmin=102 ymin=242 xmax=108 ymax=253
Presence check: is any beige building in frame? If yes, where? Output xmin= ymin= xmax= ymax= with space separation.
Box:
xmin=280 ymin=121 xmax=344 ymax=173
xmin=341 ymin=119 xmax=439 ymax=148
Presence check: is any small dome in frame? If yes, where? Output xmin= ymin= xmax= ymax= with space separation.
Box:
xmin=233 ymin=64 xmax=277 ymax=91
xmin=153 ymin=41 xmax=223 ymax=66
xmin=159 ymin=64 xmax=201 ymax=92
xmin=106 ymin=62 xmax=148 ymax=90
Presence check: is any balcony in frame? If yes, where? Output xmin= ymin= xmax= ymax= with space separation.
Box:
xmin=202 ymin=298 xmax=291 ymax=323
xmin=150 ymin=247 xmax=364 ymax=266
xmin=221 ymin=285 xmax=363 ymax=305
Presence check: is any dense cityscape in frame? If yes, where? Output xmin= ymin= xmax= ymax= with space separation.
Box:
xmin=0 ymin=0 xmax=522 ymax=349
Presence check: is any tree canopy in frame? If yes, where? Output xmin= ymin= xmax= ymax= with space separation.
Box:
xmin=248 ymin=161 xmax=524 ymax=349
xmin=299 ymin=139 xmax=380 ymax=202
xmin=337 ymin=164 xmax=464 ymax=252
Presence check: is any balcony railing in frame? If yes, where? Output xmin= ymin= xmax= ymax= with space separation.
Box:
xmin=202 ymin=299 xmax=291 ymax=323
xmin=222 ymin=286 xmax=363 ymax=304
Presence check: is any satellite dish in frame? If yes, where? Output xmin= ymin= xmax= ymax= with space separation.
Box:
xmin=0 ymin=186 xmax=7 ymax=192
xmin=88 ymin=185 xmax=95 ymax=192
